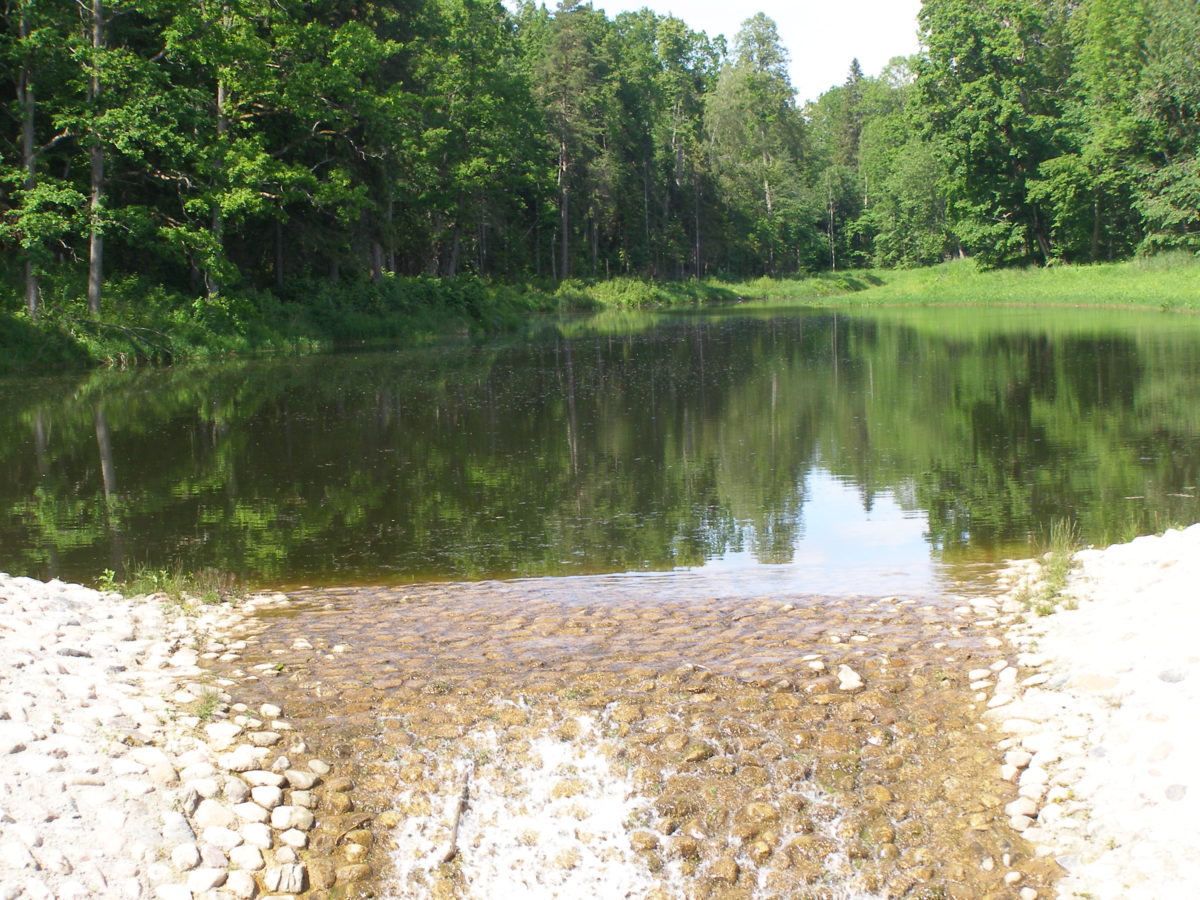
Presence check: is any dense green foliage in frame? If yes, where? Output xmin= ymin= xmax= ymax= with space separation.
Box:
xmin=2 ymin=0 xmax=1198 ymax=354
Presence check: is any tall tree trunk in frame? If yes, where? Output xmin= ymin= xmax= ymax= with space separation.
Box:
xmin=642 ymin=159 xmax=651 ymax=270
xmin=87 ymin=0 xmax=106 ymax=317
xmin=207 ymin=74 xmax=227 ymax=297
xmin=385 ymin=191 xmax=396 ymax=273
xmin=446 ymin=227 xmax=461 ymax=277
xmin=18 ymin=3 xmax=39 ymax=318
xmin=558 ymin=138 xmax=570 ymax=280
xmin=274 ymin=218 xmax=285 ymax=289
xmin=827 ymin=176 xmax=837 ymax=271
xmin=371 ymin=238 xmax=384 ymax=282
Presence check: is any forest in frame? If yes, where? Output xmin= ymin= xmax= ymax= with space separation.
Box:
xmin=1 ymin=0 xmax=1198 ymax=334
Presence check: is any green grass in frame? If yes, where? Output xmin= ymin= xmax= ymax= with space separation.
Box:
xmin=98 ymin=563 xmax=244 ymax=606
xmin=1020 ymin=518 xmax=1082 ymax=616
xmin=0 ymin=271 xmax=564 ymax=375
xmin=842 ymin=253 xmax=1200 ymax=311
xmin=4 ymin=253 xmax=1199 ymax=375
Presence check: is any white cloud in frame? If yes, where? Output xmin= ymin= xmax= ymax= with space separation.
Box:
xmin=592 ymin=0 xmax=923 ymax=103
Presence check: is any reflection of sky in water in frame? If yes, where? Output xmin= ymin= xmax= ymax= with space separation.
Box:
xmin=608 ymin=468 xmax=939 ymax=599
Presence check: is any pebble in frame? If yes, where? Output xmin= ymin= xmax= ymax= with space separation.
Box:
xmin=987 ymin=524 xmax=1200 ymax=899
xmin=0 ymin=575 xmax=331 ymax=900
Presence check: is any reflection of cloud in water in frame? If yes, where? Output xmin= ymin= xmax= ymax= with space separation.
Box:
xmin=680 ymin=468 xmax=937 ymax=597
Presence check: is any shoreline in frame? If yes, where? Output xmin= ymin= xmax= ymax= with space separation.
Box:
xmin=4 ymin=526 xmax=1199 ymax=898
xmin=979 ymin=524 xmax=1200 ymax=899
xmin=0 ymin=576 xmax=373 ymax=900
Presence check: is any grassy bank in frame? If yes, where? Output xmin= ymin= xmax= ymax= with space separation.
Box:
xmin=836 ymin=253 xmax=1200 ymax=310
xmin=0 ymin=274 xmax=561 ymax=374
xmin=3 ymin=255 xmax=1197 ymax=374
xmin=0 ymin=271 xmax=851 ymax=374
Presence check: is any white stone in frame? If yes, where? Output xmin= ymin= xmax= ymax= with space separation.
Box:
xmin=240 ymin=823 xmax=273 ymax=849
xmin=270 ymin=806 xmax=314 ymax=831
xmin=1006 ymin=797 xmax=1039 ymax=819
xmin=225 ymin=869 xmax=258 ymax=899
xmin=283 ymin=769 xmax=318 ymax=790
xmin=251 ymin=785 xmax=284 ymax=809
xmin=218 ymin=746 xmax=265 ymax=773
xmin=0 ymin=723 xmax=35 ymax=755
xmin=290 ymin=790 xmax=314 ymax=808
xmin=207 ymin=720 xmax=244 ymax=742
xmin=234 ymin=801 xmax=271 ymax=823
xmin=187 ymin=777 xmax=221 ymax=798
xmin=229 ymin=844 xmax=264 ymax=871
xmin=836 ymin=665 xmax=864 ymax=692
xmin=194 ymin=799 xmax=237 ymax=829
xmin=202 ymin=826 xmax=244 ymax=851
xmin=180 ymin=762 xmax=218 ymax=781
xmin=1004 ymin=749 xmax=1033 ymax=769
xmin=243 ymin=770 xmax=285 ymax=788
xmin=263 ymin=863 xmax=305 ymax=892
xmin=171 ymin=843 xmax=201 ymax=871
xmin=187 ymin=866 xmax=227 ymax=892
xmin=169 ymin=648 xmax=200 ymax=667
xmin=224 ymin=777 xmax=251 ymax=804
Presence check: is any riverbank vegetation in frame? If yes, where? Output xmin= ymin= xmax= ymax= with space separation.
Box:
xmin=2 ymin=0 xmax=1199 ymax=371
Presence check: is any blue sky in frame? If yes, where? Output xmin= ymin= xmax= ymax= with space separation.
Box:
xmin=593 ymin=0 xmax=924 ymax=103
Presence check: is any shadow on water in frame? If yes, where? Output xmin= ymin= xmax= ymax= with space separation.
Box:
xmin=2 ymin=306 xmax=1200 ymax=589
xmin=8 ymin=306 xmax=1199 ymax=895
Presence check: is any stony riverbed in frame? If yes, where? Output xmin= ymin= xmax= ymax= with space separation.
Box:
xmin=5 ymin=526 xmax=1200 ymax=899
xmin=214 ymin=579 xmax=1055 ymax=899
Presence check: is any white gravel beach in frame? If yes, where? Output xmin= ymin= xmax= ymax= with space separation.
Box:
xmin=981 ymin=524 xmax=1200 ymax=900
xmin=3 ymin=524 xmax=1200 ymax=899
xmin=0 ymin=576 xmax=346 ymax=900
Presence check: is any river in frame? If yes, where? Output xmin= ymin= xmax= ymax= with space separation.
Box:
xmin=3 ymin=305 xmax=1200 ymax=897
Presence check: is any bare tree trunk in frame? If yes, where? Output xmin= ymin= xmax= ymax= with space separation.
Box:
xmin=827 ymin=177 xmax=837 ymax=271
xmin=643 ymin=159 xmax=651 ymax=270
xmin=558 ymin=138 xmax=570 ymax=280
xmin=447 ymin=227 xmax=461 ymax=277
xmin=274 ymin=218 xmax=285 ymax=289
xmin=371 ymin=238 xmax=384 ymax=282
xmin=206 ymin=3 xmax=230 ymax=297
xmin=385 ymin=191 xmax=396 ymax=272
xmin=87 ymin=0 xmax=106 ymax=316
xmin=206 ymin=77 xmax=227 ymax=297
xmin=88 ymin=142 xmax=104 ymax=314
xmin=18 ymin=3 xmax=40 ymax=318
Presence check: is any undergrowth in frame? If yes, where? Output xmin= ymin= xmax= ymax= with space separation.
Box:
xmin=98 ymin=564 xmax=244 ymax=609
xmin=1016 ymin=518 xmax=1082 ymax=616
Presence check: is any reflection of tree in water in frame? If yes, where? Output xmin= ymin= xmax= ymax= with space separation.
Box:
xmin=2 ymin=311 xmax=1200 ymax=585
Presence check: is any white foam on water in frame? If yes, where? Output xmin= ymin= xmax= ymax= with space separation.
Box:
xmin=386 ymin=715 xmax=676 ymax=899
xmin=385 ymin=712 xmax=891 ymax=900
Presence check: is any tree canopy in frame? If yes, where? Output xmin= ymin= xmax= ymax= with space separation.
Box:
xmin=1 ymin=1 xmax=1198 ymax=325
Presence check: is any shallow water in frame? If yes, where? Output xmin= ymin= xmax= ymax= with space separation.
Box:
xmin=7 ymin=305 xmax=1200 ymax=895
xmin=220 ymin=576 xmax=1057 ymax=899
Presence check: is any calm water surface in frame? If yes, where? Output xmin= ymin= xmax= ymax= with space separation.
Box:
xmin=2 ymin=305 xmax=1199 ymax=591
